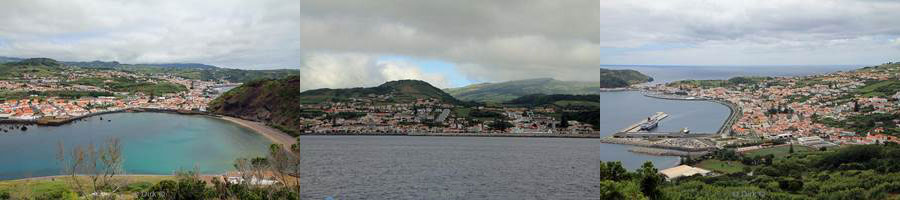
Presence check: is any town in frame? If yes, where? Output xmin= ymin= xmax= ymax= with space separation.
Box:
xmin=0 ymin=65 xmax=601 ymax=135
xmin=647 ymin=62 xmax=900 ymax=147
xmin=0 ymin=67 xmax=233 ymax=123
xmin=291 ymin=95 xmax=597 ymax=135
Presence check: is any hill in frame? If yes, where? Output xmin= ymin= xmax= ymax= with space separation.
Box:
xmin=208 ymin=77 xmax=459 ymax=134
xmin=63 ymin=60 xmax=217 ymax=69
xmin=0 ymin=58 xmax=66 ymax=78
xmin=446 ymin=69 xmax=652 ymax=102
xmin=0 ymin=56 xmax=300 ymax=83
xmin=7 ymin=58 xmax=62 ymax=67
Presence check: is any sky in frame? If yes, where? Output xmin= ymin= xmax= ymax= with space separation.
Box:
xmin=2 ymin=0 xmax=900 ymax=89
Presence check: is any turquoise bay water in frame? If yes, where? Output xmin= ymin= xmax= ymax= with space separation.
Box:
xmin=0 ymin=112 xmax=272 ymax=180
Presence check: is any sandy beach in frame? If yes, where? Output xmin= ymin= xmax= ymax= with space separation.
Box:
xmin=219 ymin=116 xmax=297 ymax=148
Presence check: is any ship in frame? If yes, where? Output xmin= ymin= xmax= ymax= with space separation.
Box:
xmin=639 ymin=117 xmax=659 ymax=131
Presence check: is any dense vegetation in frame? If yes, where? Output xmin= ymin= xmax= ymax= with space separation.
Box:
xmin=815 ymin=113 xmax=900 ymax=136
xmin=445 ymin=70 xmax=651 ymax=102
xmin=0 ymin=58 xmax=66 ymax=79
xmin=68 ymin=77 xmax=187 ymax=96
xmin=596 ymin=144 xmax=900 ymax=199
xmin=506 ymin=94 xmax=600 ymax=107
xmin=501 ymin=94 xmax=602 ymax=128
xmin=856 ymin=80 xmax=900 ymax=98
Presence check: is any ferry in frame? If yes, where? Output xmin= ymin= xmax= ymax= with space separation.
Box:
xmin=639 ymin=117 xmax=659 ymax=131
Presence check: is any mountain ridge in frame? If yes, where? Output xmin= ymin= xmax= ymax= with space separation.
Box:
xmin=445 ymin=69 xmax=652 ymax=102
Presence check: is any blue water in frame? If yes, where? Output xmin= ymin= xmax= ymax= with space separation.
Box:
xmin=599 ymin=91 xmax=729 ymax=134
xmin=0 ymin=112 xmax=272 ymax=180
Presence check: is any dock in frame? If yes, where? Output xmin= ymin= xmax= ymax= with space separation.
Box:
xmin=620 ymin=112 xmax=668 ymax=133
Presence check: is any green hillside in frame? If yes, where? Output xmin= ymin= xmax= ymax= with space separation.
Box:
xmin=0 ymin=58 xmax=67 ymax=78
xmin=446 ymin=69 xmax=652 ymax=102
xmin=208 ymin=77 xmax=460 ymax=135
xmin=62 ymin=60 xmax=301 ymax=83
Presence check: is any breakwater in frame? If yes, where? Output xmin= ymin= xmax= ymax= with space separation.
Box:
xmin=628 ymin=147 xmax=710 ymax=156
xmin=641 ymin=91 xmax=739 ymax=135
xmin=599 ymin=137 xmax=716 ymax=152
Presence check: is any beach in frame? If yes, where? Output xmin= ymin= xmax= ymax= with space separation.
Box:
xmin=219 ymin=116 xmax=297 ymax=148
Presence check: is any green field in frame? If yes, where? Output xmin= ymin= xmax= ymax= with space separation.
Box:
xmin=743 ymin=145 xmax=812 ymax=159
xmin=553 ymin=100 xmax=602 ymax=108
xmin=68 ymin=77 xmax=187 ymax=96
xmin=695 ymin=159 xmax=746 ymax=174
xmin=857 ymin=80 xmax=900 ymax=98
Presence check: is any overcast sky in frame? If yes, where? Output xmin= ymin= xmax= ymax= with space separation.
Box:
xmin=2 ymin=0 xmax=900 ymax=89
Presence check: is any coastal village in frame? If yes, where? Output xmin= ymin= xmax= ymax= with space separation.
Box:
xmin=292 ymin=95 xmax=596 ymax=134
xmin=0 ymin=68 xmax=231 ymax=125
xmin=648 ymin=62 xmax=900 ymax=148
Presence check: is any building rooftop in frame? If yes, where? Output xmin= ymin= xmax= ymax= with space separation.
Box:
xmin=660 ymin=165 xmax=711 ymax=180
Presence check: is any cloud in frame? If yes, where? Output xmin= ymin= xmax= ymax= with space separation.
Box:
xmin=3 ymin=0 xmax=900 ymax=84
xmin=295 ymin=0 xmax=900 ymax=82
xmin=0 ymin=0 xmax=301 ymax=69
xmin=298 ymin=53 xmax=448 ymax=90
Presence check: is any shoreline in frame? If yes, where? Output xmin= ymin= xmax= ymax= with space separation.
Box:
xmin=0 ymin=110 xmax=298 ymax=150
xmin=216 ymin=116 xmax=297 ymax=148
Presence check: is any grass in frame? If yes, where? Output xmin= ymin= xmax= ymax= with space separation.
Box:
xmin=554 ymin=100 xmax=602 ymax=108
xmin=0 ymin=175 xmax=175 ymax=199
xmin=452 ymin=107 xmax=472 ymax=118
xmin=695 ymin=159 xmax=747 ymax=174
xmin=743 ymin=145 xmax=812 ymax=159
xmin=68 ymin=77 xmax=187 ymax=96
xmin=856 ymin=80 xmax=900 ymax=98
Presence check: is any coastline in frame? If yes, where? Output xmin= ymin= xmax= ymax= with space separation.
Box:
xmin=1 ymin=109 xmax=298 ymax=150
xmin=217 ymin=116 xmax=297 ymax=148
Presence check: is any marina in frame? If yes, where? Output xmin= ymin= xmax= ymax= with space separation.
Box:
xmin=620 ymin=112 xmax=669 ymax=133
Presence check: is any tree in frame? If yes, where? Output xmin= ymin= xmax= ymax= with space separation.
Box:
xmin=488 ymin=120 xmax=513 ymax=131
xmin=598 ymin=180 xmax=648 ymax=200
xmin=600 ymin=161 xmax=631 ymax=182
xmin=789 ymin=143 xmax=795 ymax=154
xmin=57 ymin=141 xmax=86 ymax=196
xmin=559 ymin=115 xmax=569 ymax=128
xmin=266 ymin=142 xmax=301 ymax=197
xmin=141 ymin=170 xmax=213 ymax=200
xmin=56 ymin=137 xmax=125 ymax=198
xmin=637 ymin=162 xmax=664 ymax=199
